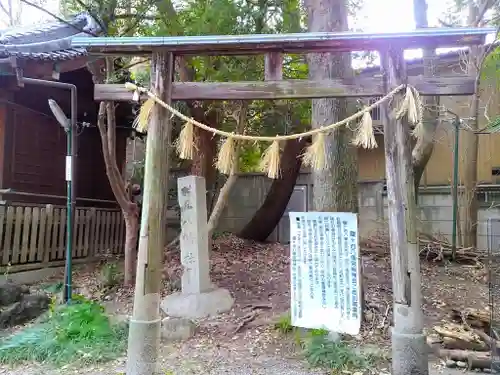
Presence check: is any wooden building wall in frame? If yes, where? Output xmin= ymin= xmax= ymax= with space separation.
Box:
xmin=358 ymin=57 xmax=500 ymax=186
xmin=0 ymin=68 xmax=130 ymax=207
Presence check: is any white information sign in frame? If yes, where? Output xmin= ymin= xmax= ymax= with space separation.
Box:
xmin=289 ymin=212 xmax=360 ymax=335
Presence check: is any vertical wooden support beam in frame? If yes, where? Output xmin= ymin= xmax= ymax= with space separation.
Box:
xmin=126 ymin=50 xmax=174 ymax=375
xmin=380 ymin=48 xmax=427 ymax=375
xmin=264 ymin=52 xmax=283 ymax=81
xmin=264 ymin=52 xmax=283 ymax=242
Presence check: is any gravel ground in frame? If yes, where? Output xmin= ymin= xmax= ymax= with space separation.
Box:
xmin=0 ymin=349 xmax=329 ymax=375
xmin=0 ymin=354 xmax=474 ymax=375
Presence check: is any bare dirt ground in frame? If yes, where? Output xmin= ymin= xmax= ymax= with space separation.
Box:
xmin=0 ymin=234 xmax=489 ymax=374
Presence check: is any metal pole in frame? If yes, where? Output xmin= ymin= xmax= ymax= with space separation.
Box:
xmin=21 ymin=77 xmax=77 ymax=304
xmin=451 ymin=117 xmax=460 ymax=261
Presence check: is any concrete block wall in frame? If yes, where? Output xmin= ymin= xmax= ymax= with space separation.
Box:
xmin=216 ymin=172 xmax=500 ymax=251
xmin=217 ymin=173 xmax=389 ymax=241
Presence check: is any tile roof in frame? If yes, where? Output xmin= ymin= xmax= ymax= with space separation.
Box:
xmin=0 ymin=13 xmax=101 ymax=61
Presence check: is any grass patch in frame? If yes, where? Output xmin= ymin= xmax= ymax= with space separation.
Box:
xmin=273 ymin=311 xmax=376 ymax=374
xmin=0 ymin=296 xmax=127 ymax=366
xmin=303 ymin=335 xmax=375 ymax=373
xmin=274 ymin=312 xmax=294 ymax=334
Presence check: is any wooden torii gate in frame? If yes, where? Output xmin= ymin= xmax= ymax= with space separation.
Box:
xmin=72 ymin=27 xmax=494 ymax=375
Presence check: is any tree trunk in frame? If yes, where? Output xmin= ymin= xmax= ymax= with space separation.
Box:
xmin=239 ymin=138 xmax=309 ymax=241
xmin=305 ymin=0 xmax=361 ymax=322
xmin=412 ymin=0 xmax=440 ymax=204
xmin=207 ymin=103 xmax=247 ymax=238
xmin=123 ymin=211 xmax=139 ymax=286
xmin=191 ymin=108 xmax=219 ymax=215
xmin=92 ymin=58 xmax=140 ymax=286
xmin=305 ymin=0 xmax=358 ymax=213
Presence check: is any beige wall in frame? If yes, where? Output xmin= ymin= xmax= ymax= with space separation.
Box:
xmin=358 ymin=56 xmax=500 ymax=185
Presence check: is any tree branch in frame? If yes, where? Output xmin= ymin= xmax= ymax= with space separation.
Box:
xmin=97 ymin=102 xmax=132 ymax=210
xmin=115 ymin=14 xmax=161 ymax=20
xmin=0 ymin=2 xmax=10 ymax=21
xmin=207 ymin=102 xmax=247 ymax=236
xmin=473 ymin=0 xmax=500 ymax=26
xmin=437 ymin=18 xmax=455 ymax=27
xmin=20 ymin=0 xmax=99 ymax=36
xmin=120 ymin=0 xmax=157 ymax=35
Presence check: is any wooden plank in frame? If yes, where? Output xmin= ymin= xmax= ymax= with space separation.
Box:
xmin=104 ymin=211 xmax=111 ymax=254
xmin=76 ymin=210 xmax=85 ymax=257
xmin=20 ymin=207 xmax=32 ymax=264
xmin=11 ymin=207 xmax=23 ymax=264
xmin=51 ymin=208 xmax=60 ymax=261
xmin=98 ymin=210 xmax=107 ymax=255
xmin=28 ymin=207 xmax=40 ymax=262
xmin=95 ymin=76 xmax=476 ymax=102
xmin=113 ymin=211 xmax=121 ymax=254
xmin=94 ymin=210 xmax=103 ymax=256
xmin=117 ymin=212 xmax=125 ymax=255
xmin=37 ymin=206 xmax=47 ymax=262
xmin=58 ymin=209 xmax=66 ymax=260
xmin=43 ymin=205 xmax=53 ymax=263
xmin=4 ymin=207 xmax=15 ymax=264
xmin=109 ymin=211 xmax=117 ymax=254
xmin=71 ymin=210 xmax=78 ymax=257
xmin=0 ymin=206 xmax=6 ymax=265
xmin=107 ymin=211 xmax=114 ymax=254
xmin=82 ymin=209 xmax=92 ymax=258
xmin=87 ymin=208 xmax=97 ymax=258
xmin=94 ymin=211 xmax=100 ymax=255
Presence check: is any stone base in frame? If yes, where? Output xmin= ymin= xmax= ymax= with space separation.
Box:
xmin=160 ymin=288 xmax=234 ymax=319
xmin=161 ymin=317 xmax=196 ymax=341
xmin=391 ymin=328 xmax=429 ymax=375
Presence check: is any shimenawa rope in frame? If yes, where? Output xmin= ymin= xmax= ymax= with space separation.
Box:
xmin=124 ymin=82 xmax=423 ymax=179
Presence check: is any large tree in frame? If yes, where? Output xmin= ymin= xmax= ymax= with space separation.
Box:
xmin=239 ymin=137 xmax=310 ymax=241
xmin=305 ymin=0 xmax=358 ymax=213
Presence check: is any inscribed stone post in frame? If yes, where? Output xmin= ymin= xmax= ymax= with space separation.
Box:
xmin=177 ymin=175 xmax=211 ymax=294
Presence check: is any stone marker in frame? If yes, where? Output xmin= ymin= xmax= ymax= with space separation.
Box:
xmin=161 ymin=175 xmax=234 ymax=319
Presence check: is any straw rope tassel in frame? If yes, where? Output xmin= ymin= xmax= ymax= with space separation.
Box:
xmin=216 ymin=136 xmax=236 ymax=175
xmin=133 ymin=97 xmax=155 ymax=133
xmin=302 ymin=130 xmax=328 ymax=171
xmin=175 ymin=120 xmax=195 ymax=159
xmin=396 ymin=86 xmax=420 ymax=123
xmin=410 ymin=88 xmax=425 ymax=140
xmin=260 ymin=139 xmax=281 ymax=179
xmin=352 ymin=111 xmax=377 ymax=149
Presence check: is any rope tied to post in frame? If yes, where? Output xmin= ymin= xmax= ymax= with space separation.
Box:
xmin=125 ymin=82 xmax=422 ymax=179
